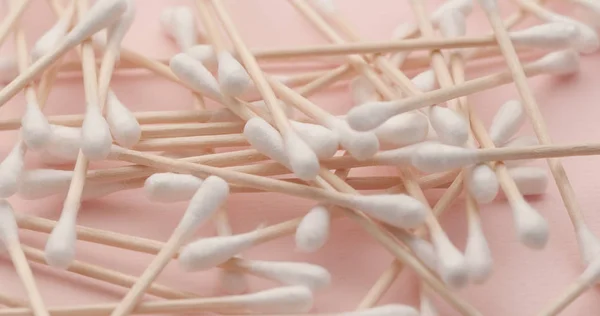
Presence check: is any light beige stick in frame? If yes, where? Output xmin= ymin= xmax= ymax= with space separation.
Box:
xmin=133 ymin=133 xmax=248 ymax=151
xmin=21 ymin=245 xmax=196 ymax=300
xmin=479 ymin=0 xmax=591 ymax=236
xmin=0 ymin=293 xmax=26 ymax=308
xmin=0 ymin=0 xmax=31 ymax=47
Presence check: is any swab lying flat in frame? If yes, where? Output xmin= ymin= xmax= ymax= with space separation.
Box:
xmin=105 ymin=90 xmax=141 ymax=148
xmin=110 ymin=176 xmax=230 ymax=316
xmin=347 ymin=49 xmax=580 ymax=131
xmin=0 ymin=200 xmax=49 ymax=316
xmin=295 ymin=204 xmax=330 ymax=252
xmin=31 ymin=2 xmax=73 ymax=62
xmin=489 ymin=100 xmax=526 ymax=146
xmin=464 ymin=195 xmax=493 ymax=283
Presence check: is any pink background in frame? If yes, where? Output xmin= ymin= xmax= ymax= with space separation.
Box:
xmin=1 ymin=0 xmax=599 ymax=315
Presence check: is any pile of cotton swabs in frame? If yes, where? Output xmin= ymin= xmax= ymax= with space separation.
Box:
xmin=0 ymin=0 xmax=599 ymax=315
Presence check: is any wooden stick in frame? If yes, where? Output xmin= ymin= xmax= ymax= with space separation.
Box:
xmin=133 ymin=133 xmax=248 ymax=151
xmin=479 ymin=0 xmax=589 ymax=231
xmin=0 ymin=0 xmax=31 ymax=47
xmin=0 ymin=293 xmax=26 ymax=308
xmin=4 ymin=241 xmax=48 ymax=316
xmin=21 ymin=245 xmax=196 ymax=300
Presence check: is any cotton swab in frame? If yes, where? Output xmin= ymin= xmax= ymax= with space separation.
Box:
xmin=0 ymin=0 xmax=31 ymax=48
xmin=479 ymin=0 xmax=600 ymax=258
xmin=346 ymin=49 xmax=580 ymax=131
xmin=508 ymin=166 xmax=549 ymax=196
xmin=536 ymin=258 xmax=600 ymax=316
xmin=290 ymin=120 xmax=340 ymax=159
xmin=223 ymin=258 xmax=332 ymax=290
xmin=0 ymin=200 xmax=49 ymax=316
xmin=186 ymin=44 xmax=217 ymax=69
xmin=295 ymin=204 xmax=331 ymax=252
xmin=105 ymin=90 xmax=141 ymax=148
xmin=467 ymin=164 xmax=500 ymax=204
xmin=0 ymin=286 xmax=314 ymax=316
xmin=515 ymin=0 xmax=599 ymax=54
xmin=159 ymin=6 xmax=197 ymax=52
xmin=489 ymin=100 xmax=526 ymax=146
xmin=0 ymin=0 xmax=127 ymax=107
xmin=339 ymin=304 xmax=420 ymax=316
xmin=109 ymin=176 xmax=230 ymax=316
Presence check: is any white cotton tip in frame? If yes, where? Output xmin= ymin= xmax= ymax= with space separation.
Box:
xmin=349 ymin=76 xmax=378 ymax=105
xmin=231 ymin=286 xmax=313 ymax=314
xmin=529 ymin=50 xmax=580 ymax=76
xmin=437 ymin=8 xmax=467 ymax=38
xmin=374 ymin=112 xmax=429 ymax=147
xmin=240 ymin=260 xmax=331 ymax=290
xmin=431 ymin=0 xmax=474 ymax=24
xmin=576 ymin=224 xmax=600 ymax=266
xmin=170 ymin=53 xmax=222 ymax=99
xmin=179 ymin=176 xmax=230 ymax=236
xmin=432 ymin=233 xmax=468 ymax=288
xmin=179 ymin=230 xmax=259 ymax=271
xmin=295 ymin=205 xmax=330 ymax=253
xmin=509 ymin=22 xmax=580 ymax=50
xmin=43 ymin=125 xmax=81 ymax=162
xmin=250 ymin=99 xmax=296 ymax=120
xmin=21 ymin=102 xmax=51 ymax=151
xmin=186 ymin=44 xmax=217 ymax=69
xmin=0 ymin=56 xmax=18 ymax=83
xmin=396 ymin=231 xmax=437 ymax=270
xmin=509 ymin=167 xmax=549 ymax=196
xmin=465 ymin=216 xmax=493 ymax=283
xmin=105 ymin=0 xmax=135 ymax=54
xmin=467 ymin=164 xmax=499 ymax=204
xmin=64 ymin=0 xmax=128 ymax=45
xmin=0 ymin=200 xmax=18 ymax=244
xmin=346 ymin=100 xmax=402 ymax=132
xmin=512 ymin=201 xmax=549 ymax=249
xmin=0 ymin=142 xmax=26 ymax=198
xmin=218 ymin=52 xmax=252 ymax=97
xmin=31 ymin=14 xmax=71 ymax=61
xmin=420 ymin=294 xmax=439 ymax=316
xmin=160 ymin=6 xmax=197 ymax=51
xmin=411 ymin=70 xmax=437 ymax=93
xmin=346 ymin=194 xmax=426 ymax=229
xmin=45 ymin=215 xmax=76 ymax=269
xmin=143 ymin=173 xmax=203 ymax=203
xmin=489 ymin=100 xmax=525 ymax=146
xmin=311 ymin=0 xmax=336 ymax=13
xmin=326 ymin=118 xmax=379 ymax=160
xmin=373 ymin=143 xmax=422 ymax=166
xmin=243 ymin=117 xmax=289 ymax=166
xmin=105 ymin=91 xmax=141 ymax=148
xmin=81 ymin=106 xmax=112 ymax=160
xmin=428 ymin=105 xmax=469 ymax=146
xmin=411 ymin=142 xmax=478 ymax=173
xmin=17 ymin=169 xmax=72 ymax=200
xmin=291 ymin=121 xmax=339 ymax=159
xmin=283 ymin=131 xmax=320 ymax=181
xmin=534 ymin=8 xmax=599 ymax=53
xmin=219 ymin=269 xmax=248 ymax=295
xmin=345 ymin=304 xmax=420 ymax=316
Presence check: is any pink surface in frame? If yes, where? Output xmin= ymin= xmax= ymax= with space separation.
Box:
xmin=1 ymin=0 xmax=600 ymax=315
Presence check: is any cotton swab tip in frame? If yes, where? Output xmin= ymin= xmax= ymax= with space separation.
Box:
xmin=106 ymin=91 xmax=141 ymax=148
xmin=45 ymin=216 xmax=76 ymax=269
xmin=143 ymin=173 xmax=203 ymax=202
xmin=465 ymin=220 xmax=493 ymax=283
xmin=411 ymin=143 xmax=477 ymax=173
xmin=346 ymin=100 xmax=400 ymax=131
xmin=428 ymin=105 xmax=469 ymax=146
xmin=241 ymin=260 xmax=331 ymax=290
xmin=295 ymin=205 xmax=330 ymax=253
xmin=348 ymin=194 xmax=427 ymax=229
xmin=510 ymin=22 xmax=580 ymax=49
xmin=576 ymin=224 xmax=600 ymax=266
xmin=284 ymin=131 xmax=320 ymax=181
xmin=239 ymin=286 xmax=314 ymax=314
xmin=218 ymin=51 xmax=252 ymax=97
xmin=21 ymin=104 xmax=51 ymax=150
xmin=170 ymin=53 xmax=222 ymax=99
xmin=0 ymin=200 xmax=18 ymax=243
xmin=65 ymin=0 xmax=128 ymax=45
xmin=327 ymin=118 xmax=379 ymax=160
xmin=532 ymin=50 xmax=580 ymax=76
xmin=0 ymin=143 xmax=25 ymax=198
xmin=374 ymin=112 xmax=429 ymax=147
xmin=489 ymin=100 xmax=525 ymax=146
xmin=179 ymin=230 xmax=257 ymax=271
xmin=186 ymin=44 xmax=217 ymax=69
xmin=467 ymin=164 xmax=499 ymax=204
xmin=81 ymin=107 xmax=112 ymax=160
xmin=291 ymin=121 xmax=340 ymax=159
xmin=513 ymin=201 xmax=549 ymax=249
